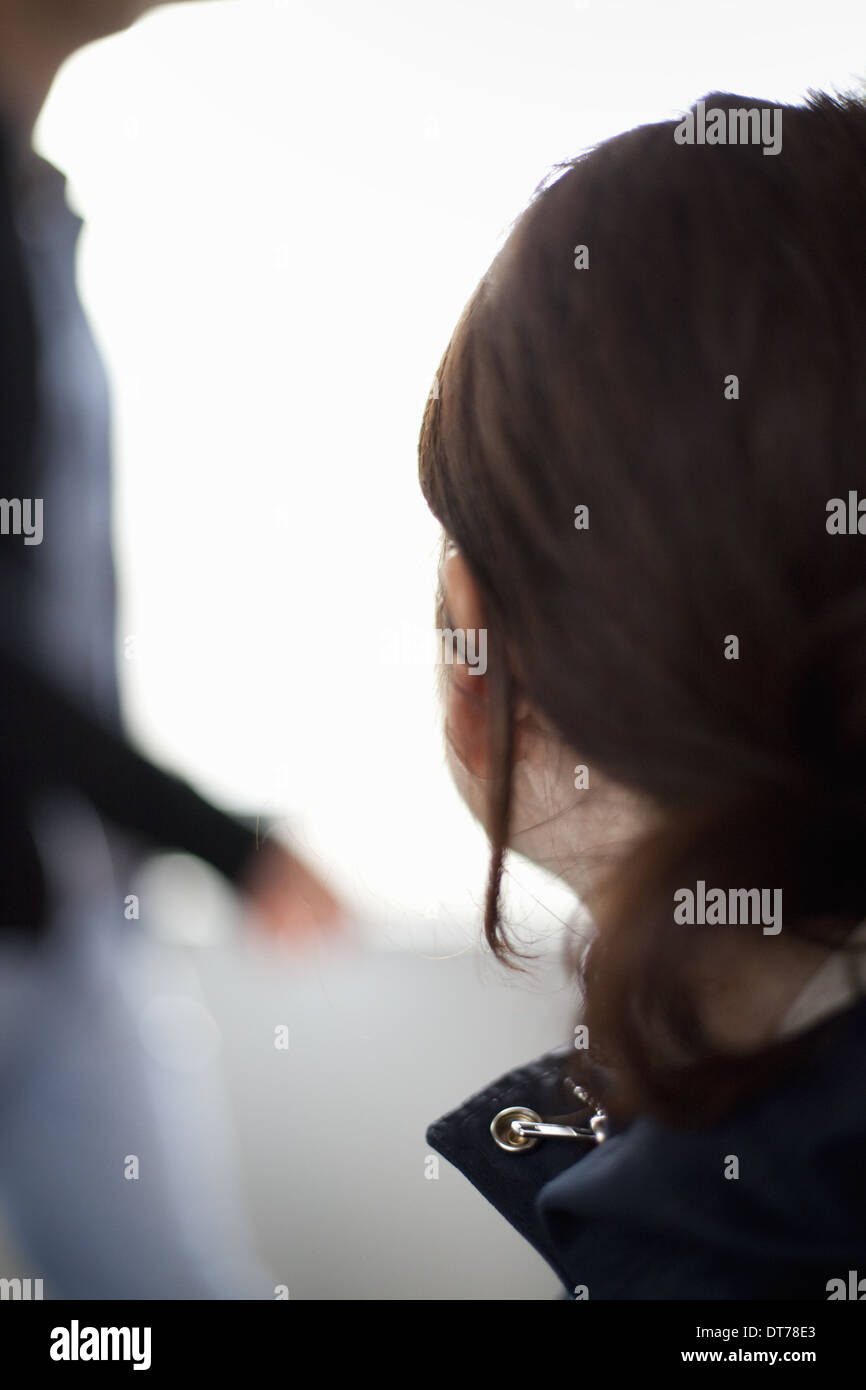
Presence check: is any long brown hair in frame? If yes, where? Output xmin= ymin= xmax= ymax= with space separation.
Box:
xmin=419 ymin=90 xmax=866 ymax=1125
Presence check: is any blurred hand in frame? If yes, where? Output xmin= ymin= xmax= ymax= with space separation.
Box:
xmin=240 ymin=840 xmax=345 ymax=942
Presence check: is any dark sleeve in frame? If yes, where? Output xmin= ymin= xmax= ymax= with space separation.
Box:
xmin=0 ymin=643 xmax=260 ymax=883
xmin=0 ymin=124 xmax=258 ymax=886
xmin=0 ymin=123 xmax=37 ymax=503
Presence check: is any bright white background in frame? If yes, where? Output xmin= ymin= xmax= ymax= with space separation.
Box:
xmin=35 ymin=0 xmax=865 ymax=947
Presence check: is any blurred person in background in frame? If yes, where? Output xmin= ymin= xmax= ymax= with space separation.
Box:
xmin=0 ymin=0 xmax=341 ymax=1297
xmin=422 ymin=91 xmax=866 ymax=1298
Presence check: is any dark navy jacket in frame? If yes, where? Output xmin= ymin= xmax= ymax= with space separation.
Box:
xmin=427 ymin=994 xmax=866 ymax=1299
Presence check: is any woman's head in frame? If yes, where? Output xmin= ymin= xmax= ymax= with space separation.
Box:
xmin=419 ymin=90 xmax=866 ymax=1122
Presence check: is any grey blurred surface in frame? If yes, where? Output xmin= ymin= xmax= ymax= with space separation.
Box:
xmin=0 ymin=892 xmax=579 ymax=1300
xmin=199 ymin=933 xmax=575 ymax=1300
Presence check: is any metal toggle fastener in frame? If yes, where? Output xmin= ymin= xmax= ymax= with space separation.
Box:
xmin=490 ymin=1105 xmax=609 ymax=1153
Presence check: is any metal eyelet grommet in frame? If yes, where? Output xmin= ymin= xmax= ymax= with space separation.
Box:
xmin=590 ymin=1113 xmax=610 ymax=1142
xmin=491 ymin=1103 xmax=609 ymax=1153
xmin=490 ymin=1106 xmax=543 ymax=1153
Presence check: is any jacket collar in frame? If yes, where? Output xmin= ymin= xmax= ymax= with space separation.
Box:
xmin=427 ymin=994 xmax=866 ymax=1298
xmin=425 ymin=1042 xmax=614 ymax=1289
